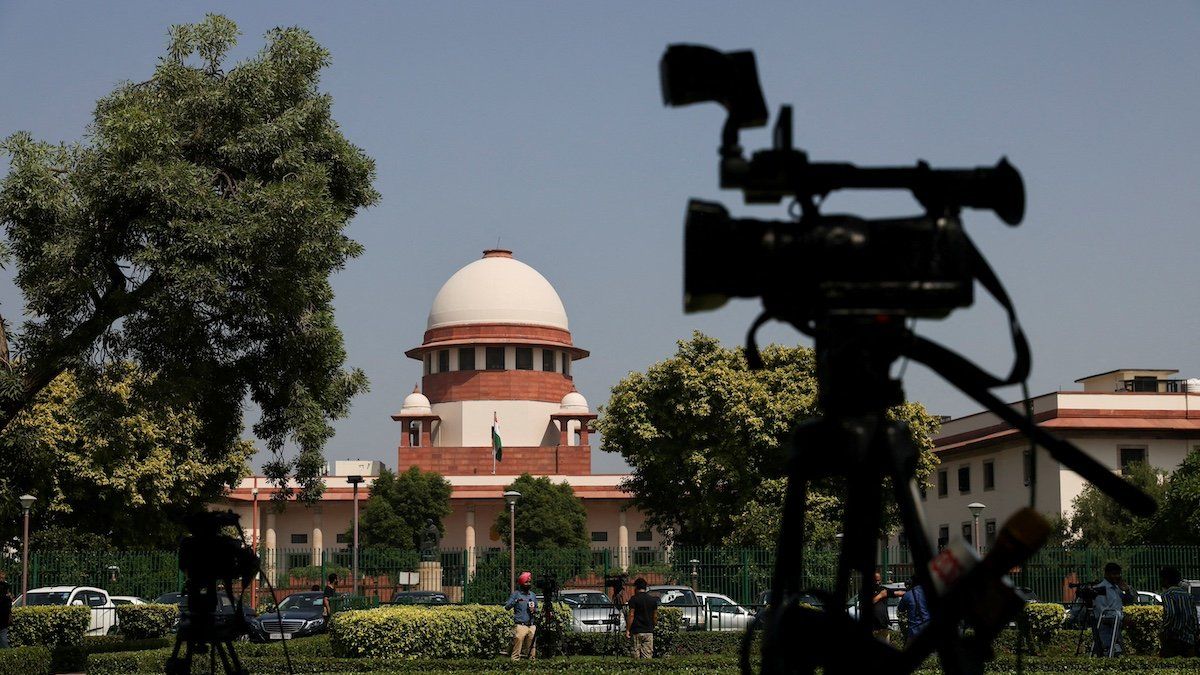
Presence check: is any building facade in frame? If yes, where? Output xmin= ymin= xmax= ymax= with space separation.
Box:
xmin=915 ymin=368 xmax=1200 ymax=550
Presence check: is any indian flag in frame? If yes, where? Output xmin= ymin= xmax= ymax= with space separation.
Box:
xmin=492 ymin=413 xmax=503 ymax=462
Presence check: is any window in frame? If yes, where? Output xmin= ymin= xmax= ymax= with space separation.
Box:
xmin=423 ymin=353 xmax=431 ymax=375
xmin=486 ymin=347 xmax=505 ymax=370
xmin=937 ymin=470 xmax=948 ymax=498
xmin=961 ymin=522 xmax=973 ymax=544
xmin=458 ymin=347 xmax=475 ymax=371
xmin=515 ymin=347 xmax=533 ymax=370
xmin=937 ymin=525 xmax=949 ymax=550
xmin=1131 ymin=376 xmax=1158 ymax=392
xmin=985 ymin=519 xmax=997 ymax=549
xmin=636 ymin=530 xmax=653 ymax=542
xmin=542 ymin=349 xmax=555 ymax=372
xmin=1022 ymin=450 xmax=1033 ymax=487
xmin=408 ymin=420 xmax=420 ymax=447
xmin=1119 ymin=447 xmax=1147 ymax=475
xmin=336 ymin=533 xmax=350 ymax=544
xmin=562 ymin=353 xmax=571 ymax=375
xmin=983 ymin=461 xmax=995 ymax=491
xmin=290 ymin=533 xmax=308 ymax=545
xmin=958 ymin=466 xmax=971 ymax=493
xmin=438 ymin=349 xmax=450 ymax=373
xmin=590 ymin=531 xmax=608 ymax=542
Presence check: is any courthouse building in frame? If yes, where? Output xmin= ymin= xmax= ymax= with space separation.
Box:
xmin=219 ymin=249 xmax=657 ymax=578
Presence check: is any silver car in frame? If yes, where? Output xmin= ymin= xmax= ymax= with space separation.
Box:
xmin=696 ymin=592 xmax=754 ymax=631
xmin=559 ymin=589 xmax=625 ymax=633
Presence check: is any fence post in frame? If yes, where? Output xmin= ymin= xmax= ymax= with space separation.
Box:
xmin=741 ymin=549 xmax=750 ymax=606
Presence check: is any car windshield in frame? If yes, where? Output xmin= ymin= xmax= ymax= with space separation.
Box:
xmin=156 ymin=593 xmax=184 ymax=604
xmin=650 ymin=589 xmax=697 ymax=605
xmin=278 ymin=594 xmax=325 ymax=611
xmin=393 ymin=594 xmax=446 ymax=604
xmin=20 ymin=591 xmax=71 ymax=606
xmin=563 ymin=592 xmax=612 ymax=606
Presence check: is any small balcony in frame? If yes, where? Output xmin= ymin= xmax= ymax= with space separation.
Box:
xmin=1115 ymin=378 xmax=1194 ymax=393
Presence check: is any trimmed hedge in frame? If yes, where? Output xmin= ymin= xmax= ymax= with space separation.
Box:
xmin=116 ymin=603 xmax=179 ymax=639
xmin=0 ymin=635 xmax=168 ymax=675
xmin=1022 ymin=602 xmax=1067 ymax=652
xmin=1122 ymin=605 xmax=1162 ymax=656
xmin=0 ymin=647 xmax=53 ymax=675
xmin=9 ymin=605 xmax=90 ymax=647
xmin=330 ymin=604 xmax=512 ymax=658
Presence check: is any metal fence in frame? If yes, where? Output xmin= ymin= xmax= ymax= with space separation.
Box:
xmin=10 ymin=545 xmax=1200 ymax=612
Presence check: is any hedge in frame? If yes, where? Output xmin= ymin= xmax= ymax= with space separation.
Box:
xmin=1122 ymin=605 xmax=1163 ymax=656
xmin=1022 ymin=602 xmax=1067 ymax=652
xmin=0 ymin=635 xmax=168 ymax=675
xmin=330 ymin=604 xmax=513 ymax=658
xmin=0 ymin=647 xmax=53 ymax=675
xmin=116 ymin=603 xmax=179 ymax=639
xmin=8 ymin=605 xmax=90 ymax=647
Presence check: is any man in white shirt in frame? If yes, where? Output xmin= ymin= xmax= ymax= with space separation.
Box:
xmin=1091 ymin=562 xmax=1136 ymax=656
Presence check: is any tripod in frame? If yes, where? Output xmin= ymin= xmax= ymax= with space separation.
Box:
xmin=605 ymin=583 xmax=628 ymax=656
xmin=164 ymin=582 xmax=248 ymax=675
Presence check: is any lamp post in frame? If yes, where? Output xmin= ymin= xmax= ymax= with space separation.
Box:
xmin=503 ymin=490 xmax=521 ymax=593
xmin=689 ymin=558 xmax=700 ymax=590
xmin=251 ymin=485 xmax=260 ymax=610
xmin=967 ymin=502 xmax=986 ymax=554
xmin=347 ymin=475 xmax=364 ymax=596
xmin=19 ymin=494 xmax=35 ymax=600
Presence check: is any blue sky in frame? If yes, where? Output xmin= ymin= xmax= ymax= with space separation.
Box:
xmin=2 ymin=2 xmax=1198 ymax=474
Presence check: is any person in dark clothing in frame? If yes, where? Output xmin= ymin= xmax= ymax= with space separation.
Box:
xmin=1159 ymin=566 xmax=1198 ymax=657
xmin=625 ymin=577 xmax=659 ymax=658
xmin=896 ymin=577 xmax=930 ymax=645
xmin=871 ymin=570 xmax=904 ymax=643
xmin=323 ymin=573 xmax=338 ymax=618
xmin=0 ymin=580 xmax=12 ymax=649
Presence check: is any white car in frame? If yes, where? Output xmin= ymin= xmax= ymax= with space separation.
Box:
xmin=696 ymin=592 xmax=754 ymax=631
xmin=110 ymin=596 xmax=149 ymax=606
xmin=559 ymin=589 xmax=625 ymax=633
xmin=846 ymin=582 xmax=906 ymax=628
xmin=16 ymin=586 xmax=118 ymax=635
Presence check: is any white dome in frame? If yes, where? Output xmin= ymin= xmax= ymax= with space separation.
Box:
xmin=400 ymin=388 xmax=432 ymax=414
xmin=560 ymin=390 xmax=589 ymax=413
xmin=427 ymin=251 xmax=569 ymax=331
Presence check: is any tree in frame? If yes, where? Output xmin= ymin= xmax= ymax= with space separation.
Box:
xmin=0 ymin=364 xmax=251 ymax=549
xmin=354 ymin=467 xmax=453 ymax=551
xmin=1145 ymin=451 xmax=1200 ymax=544
xmin=493 ymin=473 xmax=589 ymax=550
xmin=596 ymin=332 xmax=940 ymax=548
xmin=1065 ymin=461 xmax=1166 ymax=547
xmin=0 ymin=15 xmax=378 ymax=502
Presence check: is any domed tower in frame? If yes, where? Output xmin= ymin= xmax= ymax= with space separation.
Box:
xmin=395 ymin=249 xmax=596 ymax=475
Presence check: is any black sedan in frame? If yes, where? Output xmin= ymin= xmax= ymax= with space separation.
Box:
xmin=250 ymin=592 xmax=329 ymax=642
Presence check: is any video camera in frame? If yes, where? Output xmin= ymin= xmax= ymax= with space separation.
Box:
xmin=1068 ymin=581 xmax=1103 ymax=603
xmin=604 ymin=573 xmax=627 ymax=594
xmin=535 ymin=572 xmax=559 ymax=597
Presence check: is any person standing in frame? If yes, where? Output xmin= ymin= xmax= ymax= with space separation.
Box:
xmin=896 ymin=577 xmax=929 ymax=645
xmin=625 ymin=577 xmax=659 ymax=659
xmin=505 ymin=571 xmax=538 ymax=660
xmin=0 ymin=580 xmax=12 ymax=648
xmin=1092 ymin=562 xmax=1135 ymax=656
xmin=323 ymin=572 xmax=338 ymax=619
xmin=1159 ymin=566 xmax=1198 ymax=657
xmin=870 ymin=570 xmax=903 ymax=643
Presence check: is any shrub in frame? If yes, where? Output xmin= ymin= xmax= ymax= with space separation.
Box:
xmin=330 ymin=604 xmax=512 ymax=658
xmin=0 ymin=647 xmax=53 ymax=675
xmin=8 ymin=605 xmax=90 ymax=647
xmin=116 ymin=603 xmax=179 ymax=639
xmin=651 ymin=607 xmax=684 ymax=657
xmin=1021 ymin=603 xmax=1066 ymax=652
xmin=1122 ymin=604 xmax=1162 ymax=655
xmin=288 ymin=564 xmax=352 ymax=583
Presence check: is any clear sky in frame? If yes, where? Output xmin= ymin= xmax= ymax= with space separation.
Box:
xmin=2 ymin=2 xmax=1198 ymax=475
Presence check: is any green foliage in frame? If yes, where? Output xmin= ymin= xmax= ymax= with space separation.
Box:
xmin=1148 ymin=450 xmax=1200 ymax=544
xmin=354 ymin=466 xmax=453 ymax=551
xmin=493 ymin=473 xmax=589 ymax=550
xmin=1122 ymin=605 xmax=1163 ymax=655
xmin=532 ymin=601 xmax=575 ymax=657
xmin=1021 ymin=603 xmax=1067 ymax=651
xmin=0 ymin=14 xmax=378 ymax=503
xmin=463 ymin=548 xmax=594 ymax=604
xmin=1067 ymin=461 xmax=1167 ymax=547
xmin=597 ymin=332 xmax=940 ymax=547
xmin=8 ymin=605 xmax=91 ymax=647
xmin=115 ymin=603 xmax=179 ymax=639
xmin=1 ymin=367 xmax=251 ymax=547
xmin=0 ymin=647 xmax=53 ymax=675
xmin=330 ymin=604 xmax=512 ymax=658
xmin=288 ymin=563 xmax=352 ymax=583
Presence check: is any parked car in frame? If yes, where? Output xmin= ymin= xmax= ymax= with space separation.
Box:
xmin=647 ymin=585 xmax=705 ymax=630
xmin=559 ymin=589 xmax=624 ymax=633
xmin=155 ymin=591 xmax=185 ymax=605
xmin=110 ymin=596 xmax=149 ymax=606
xmin=696 ymin=592 xmax=754 ymax=631
xmin=1136 ymin=591 xmax=1163 ymax=606
xmin=388 ymin=591 xmax=449 ymax=606
xmin=15 ymin=586 xmax=118 ymax=635
xmin=156 ymin=588 xmax=255 ymax=639
xmin=845 ymin=583 xmax=906 ymax=627
xmin=249 ymin=591 xmax=329 ymax=642
xmin=756 ymin=589 xmax=824 ymax=611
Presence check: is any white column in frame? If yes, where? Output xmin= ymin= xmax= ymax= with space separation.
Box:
xmin=618 ymin=509 xmax=630 ymax=571
xmin=465 ymin=506 xmax=477 ymax=579
xmin=312 ymin=506 xmax=324 ymax=566
xmin=265 ymin=511 xmax=278 ymax=584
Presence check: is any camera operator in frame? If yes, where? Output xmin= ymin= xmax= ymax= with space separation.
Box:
xmin=625 ymin=577 xmax=659 ymax=659
xmin=1092 ymin=562 xmax=1136 ymax=656
xmin=1159 ymin=566 xmax=1197 ymax=657
xmin=871 ymin=570 xmax=905 ymax=643
xmin=505 ymin=571 xmax=538 ymax=660
xmin=896 ymin=576 xmax=929 ymax=646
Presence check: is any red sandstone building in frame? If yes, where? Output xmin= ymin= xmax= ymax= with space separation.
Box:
xmin=220 ymin=250 xmax=656 ymax=581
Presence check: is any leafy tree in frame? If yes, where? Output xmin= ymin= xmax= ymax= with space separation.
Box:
xmin=0 ymin=14 xmax=378 ymax=502
xmin=1146 ymin=451 xmax=1200 ymax=544
xmin=354 ymin=466 xmax=452 ymax=551
xmin=0 ymin=365 xmax=251 ymax=549
xmin=1065 ymin=461 xmax=1166 ymax=547
xmin=493 ymin=473 xmax=589 ymax=550
xmin=596 ymin=332 xmax=940 ymax=547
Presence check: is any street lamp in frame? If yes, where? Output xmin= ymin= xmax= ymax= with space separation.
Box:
xmin=347 ymin=475 xmax=364 ymax=596
xmin=689 ymin=558 xmax=700 ymax=590
xmin=19 ymin=494 xmax=35 ymax=600
xmin=503 ymin=490 xmax=521 ymax=593
xmin=251 ymin=485 xmax=260 ymax=610
xmin=967 ymin=502 xmax=986 ymax=554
